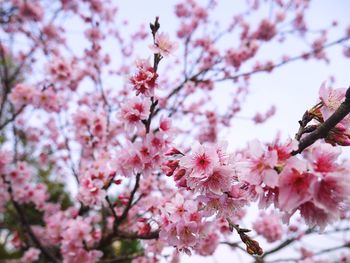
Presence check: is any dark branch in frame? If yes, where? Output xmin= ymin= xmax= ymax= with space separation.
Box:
xmin=117 ymin=230 xmax=159 ymax=240
xmin=292 ymin=87 xmax=350 ymax=155
xmin=114 ymin=173 xmax=141 ymax=228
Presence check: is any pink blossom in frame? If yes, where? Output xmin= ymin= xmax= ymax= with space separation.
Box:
xmin=187 ymin=166 xmax=233 ymax=195
xmin=175 ymin=3 xmax=191 ymax=17
xmin=299 ymin=202 xmax=337 ymax=231
xmin=253 ymin=105 xmax=276 ymax=124
xmin=254 ymin=19 xmax=277 ymax=41
xmin=253 ymin=212 xmax=283 ymax=242
xmin=165 ymin=193 xmax=196 ymax=222
xmin=319 ymin=83 xmax=348 ymax=124
xmin=130 ymin=59 xmax=158 ymax=97
xmin=194 ymin=231 xmax=219 ymax=256
xmin=116 ymin=141 xmax=144 ymax=177
xmin=278 ymin=157 xmax=316 ymax=212
xmin=118 ymin=97 xmax=151 ymax=133
xmin=241 ymin=139 xmax=279 ymax=188
xmin=32 ymin=88 xmax=63 ymax=112
xmin=78 ymin=176 xmax=106 ymax=206
xmin=13 ymin=0 xmax=44 ymax=21
xmin=48 ymin=56 xmax=74 ymax=82
xmin=176 ymin=220 xmax=198 ymax=248
xmin=179 ymin=142 xmax=219 ymax=178
xmin=9 ymin=83 xmax=35 ymax=108
xmin=85 ymin=27 xmax=104 ymax=42
xmin=304 ymin=141 xmax=341 ymax=173
xmin=0 ymin=150 xmax=12 ymax=173
xmin=312 ymin=172 xmax=350 ymax=216
xmin=150 ymin=33 xmax=178 ymax=56
xmin=268 ymin=137 xmax=298 ymax=166
xmin=21 ymin=247 xmax=40 ymax=263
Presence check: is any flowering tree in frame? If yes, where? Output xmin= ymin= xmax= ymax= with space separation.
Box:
xmin=1 ymin=0 xmax=350 ymax=262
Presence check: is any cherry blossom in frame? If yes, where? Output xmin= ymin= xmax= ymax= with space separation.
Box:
xmin=150 ymin=32 xmax=178 ymax=57
xmin=130 ymin=59 xmax=158 ymax=97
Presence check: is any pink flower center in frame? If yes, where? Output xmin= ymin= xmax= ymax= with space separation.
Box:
xmin=196 ymin=154 xmax=210 ymax=170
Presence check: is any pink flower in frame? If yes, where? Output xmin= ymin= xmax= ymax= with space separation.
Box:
xmin=150 ymin=33 xmax=178 ymax=56
xmin=242 ymin=139 xmax=279 ymax=188
xmin=195 ymin=231 xmax=219 ymax=256
xmin=159 ymin=116 xmax=172 ymax=132
xmin=319 ymin=83 xmax=348 ymax=124
xmin=9 ymin=83 xmax=35 ymax=108
xmin=224 ymin=41 xmax=258 ymax=69
xmin=252 ymin=105 xmax=276 ymax=124
xmin=159 ymin=222 xmax=179 ymax=247
xmin=32 ymin=88 xmax=63 ymax=112
xmin=254 ymin=19 xmax=277 ymax=41
xmin=304 ymin=141 xmax=341 ymax=173
xmin=176 ymin=220 xmax=198 ymax=248
xmin=116 ymin=141 xmax=144 ymax=177
xmin=14 ymin=0 xmax=44 ymax=21
xmin=188 ymin=166 xmax=233 ymax=195
xmin=85 ymin=27 xmax=104 ymax=42
xmin=78 ymin=176 xmax=106 ymax=206
xmin=312 ymin=172 xmax=350 ymax=216
xmin=130 ymin=59 xmax=158 ymax=97
xmin=278 ymin=157 xmax=316 ymax=212
xmin=299 ymin=202 xmax=337 ymax=231
xmin=253 ymin=212 xmax=283 ymax=243
xmin=179 ymin=142 xmax=219 ymax=178
xmin=165 ymin=193 xmax=196 ymax=222
xmin=268 ymin=136 xmax=298 ymax=166
xmin=0 ymin=150 xmax=12 ymax=173
xmin=175 ymin=3 xmax=191 ymax=17
xmin=48 ymin=56 xmax=74 ymax=82
xmin=118 ymin=97 xmax=150 ymax=133
xmin=21 ymin=247 xmax=40 ymax=263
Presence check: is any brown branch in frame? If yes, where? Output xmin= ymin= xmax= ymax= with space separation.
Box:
xmin=291 ymin=87 xmax=350 ymax=155
xmin=114 ymin=173 xmax=141 ymax=228
xmin=105 ymin=195 xmax=118 ymax=232
xmin=0 ymin=105 xmax=25 ymax=131
xmin=144 ymin=97 xmax=158 ymax=134
xmin=263 ymin=229 xmax=314 ymax=258
xmin=268 ymin=244 xmax=350 ymax=263
xmin=117 ymin=230 xmax=159 ymax=240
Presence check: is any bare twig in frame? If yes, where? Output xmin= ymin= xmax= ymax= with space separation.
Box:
xmin=0 ymin=105 xmax=24 ymax=131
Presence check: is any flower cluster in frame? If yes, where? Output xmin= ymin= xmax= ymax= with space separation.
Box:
xmin=130 ymin=59 xmax=158 ymax=97
xmin=238 ymin=138 xmax=350 ymax=231
xmin=253 ymin=212 xmax=283 ymax=243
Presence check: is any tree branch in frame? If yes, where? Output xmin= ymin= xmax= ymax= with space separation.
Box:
xmin=114 ymin=173 xmax=141 ymax=229
xmin=292 ymin=87 xmax=350 ymax=155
